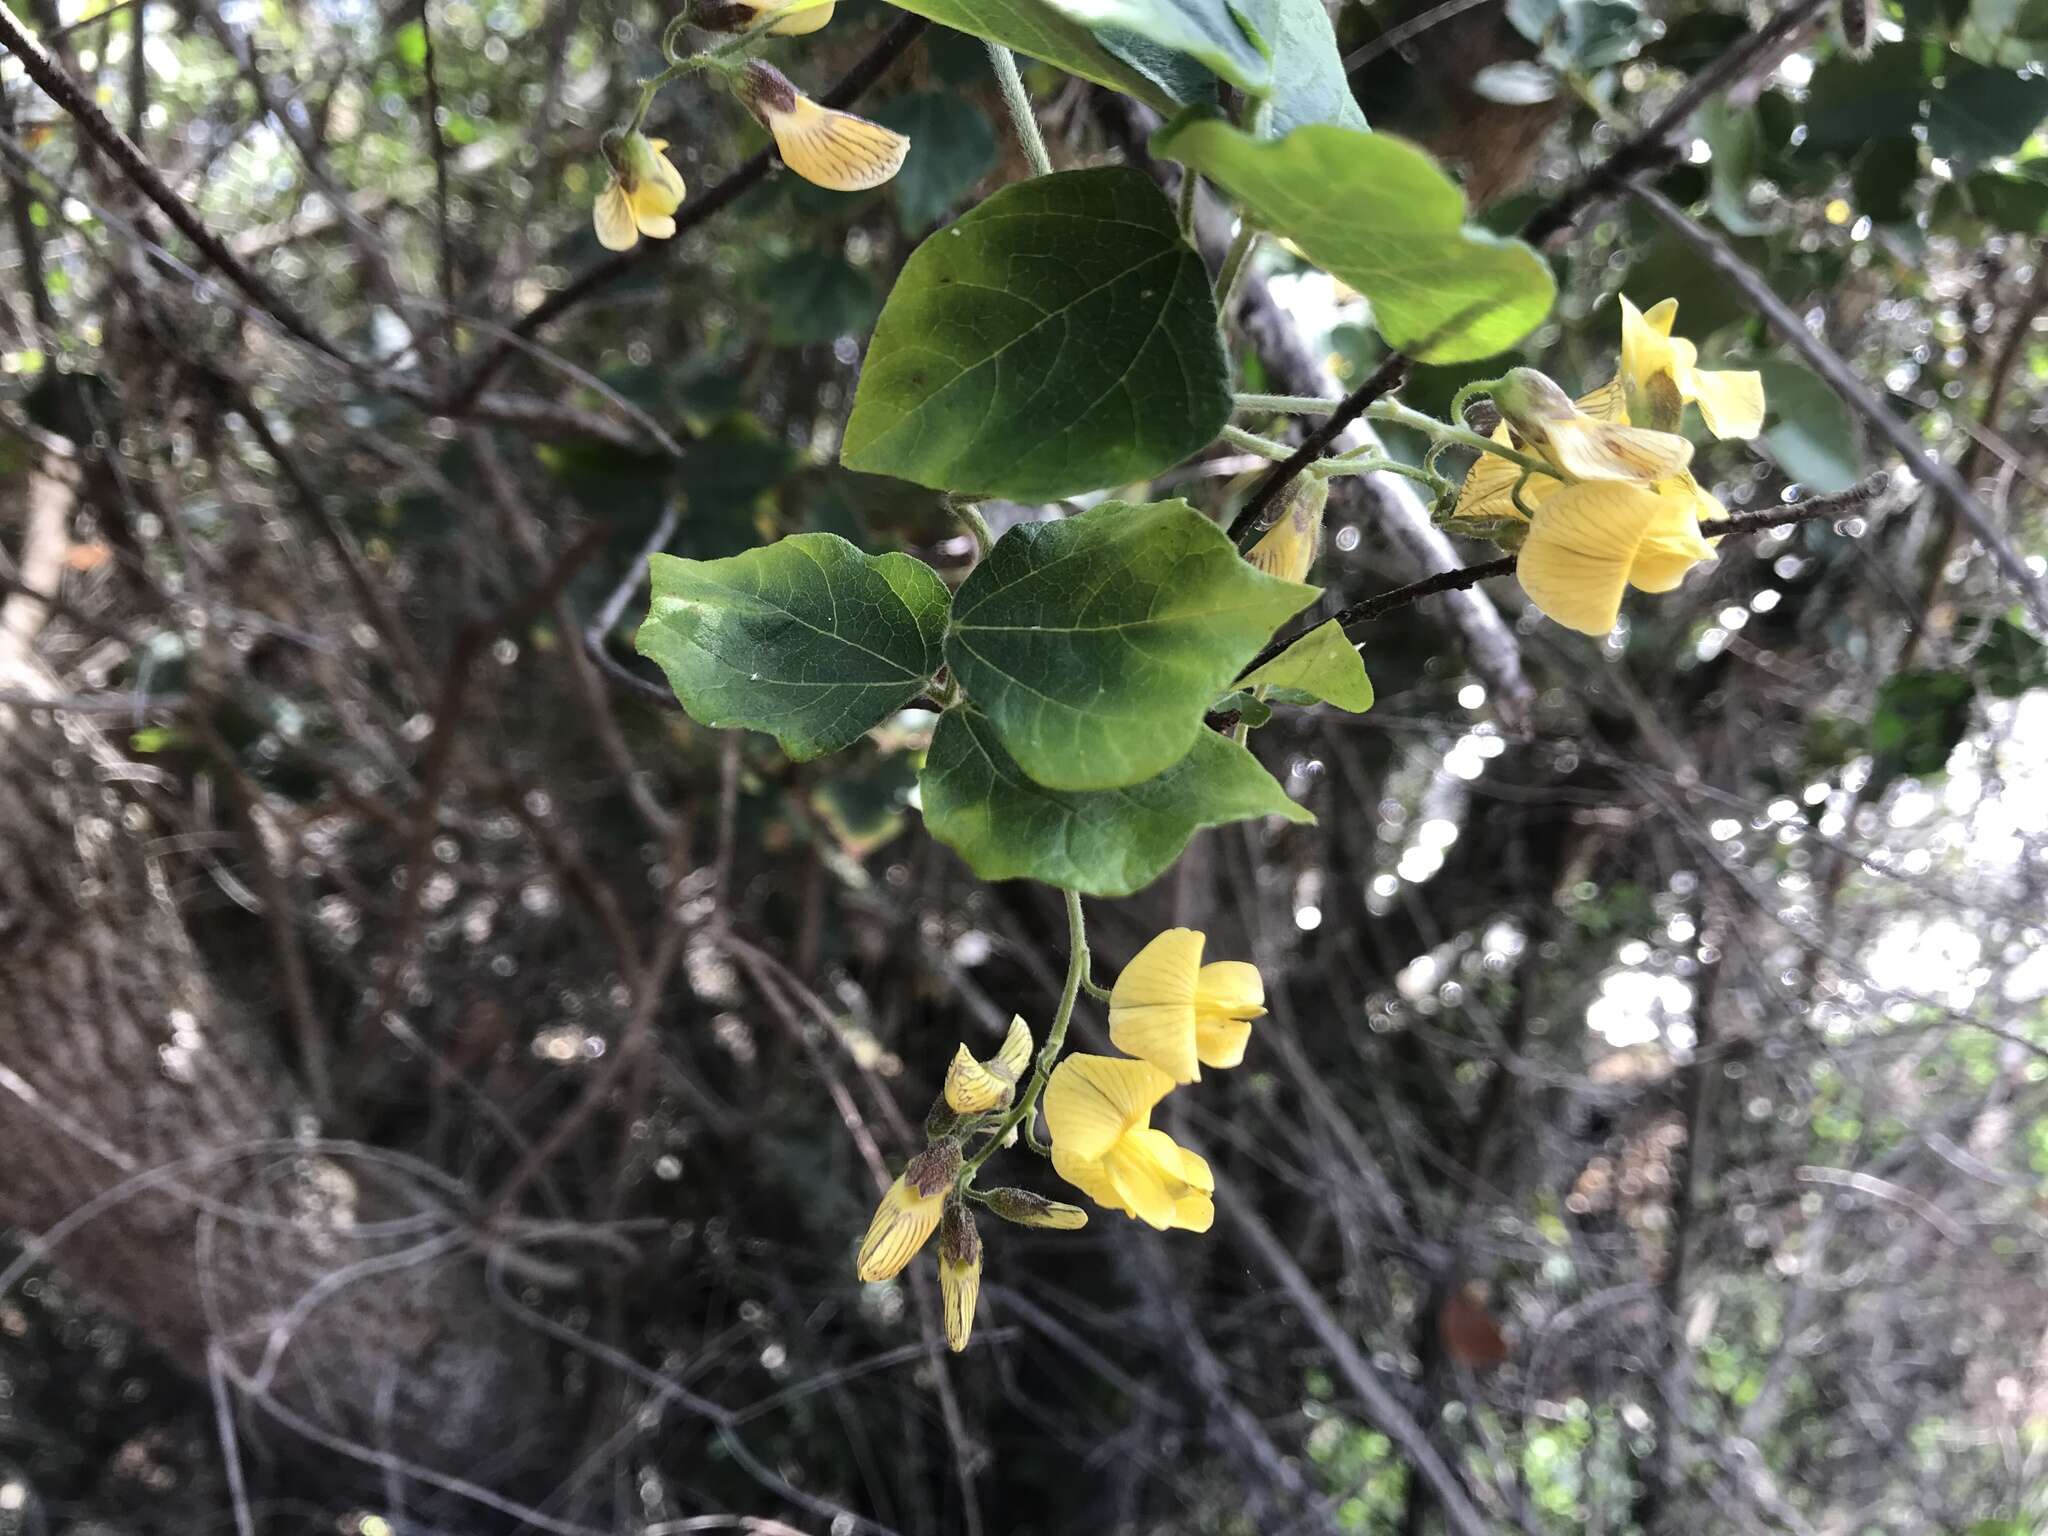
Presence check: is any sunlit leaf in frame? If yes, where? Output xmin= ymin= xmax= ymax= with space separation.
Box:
xmin=1239 ymin=619 xmax=1374 ymax=711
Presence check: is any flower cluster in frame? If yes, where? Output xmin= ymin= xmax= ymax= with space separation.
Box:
xmin=855 ymin=927 xmax=1264 ymax=1354
xmin=592 ymin=3 xmax=909 ymax=251
xmin=1453 ymin=296 xmax=1765 ymax=636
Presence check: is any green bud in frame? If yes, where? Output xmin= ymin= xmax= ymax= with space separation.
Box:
xmin=981 ymin=1187 xmax=1089 ymax=1230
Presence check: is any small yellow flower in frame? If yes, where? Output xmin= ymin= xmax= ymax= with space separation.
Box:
xmin=1515 ymin=480 xmax=1717 ymax=636
xmin=738 ymin=62 xmax=909 ymax=192
xmin=937 ymin=1203 xmax=982 ymax=1353
xmin=856 ymin=1140 xmax=959 ymax=1281
xmin=943 ymin=1015 xmax=1033 ymax=1114
xmin=1490 ymin=368 xmax=1696 ymax=487
xmin=593 ymin=132 xmax=687 ymax=252
xmin=980 ymin=1187 xmax=1089 ymax=1229
xmin=1108 ymin=928 xmax=1265 ymax=1084
xmin=1246 ymin=477 xmax=1327 ymax=585
xmin=1044 ymin=1054 xmax=1215 ymax=1232
xmin=697 ymin=0 xmax=837 ymax=33
xmin=1618 ymin=295 xmax=1764 ymax=440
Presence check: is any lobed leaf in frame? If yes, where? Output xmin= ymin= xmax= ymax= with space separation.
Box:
xmin=637 ymin=534 xmax=949 ymax=760
xmin=945 ymin=499 xmax=1316 ymax=790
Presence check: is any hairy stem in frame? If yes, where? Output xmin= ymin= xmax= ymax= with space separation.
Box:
xmin=985 ymin=43 xmax=1052 ymax=177
xmin=962 ymin=888 xmax=1086 ymax=1182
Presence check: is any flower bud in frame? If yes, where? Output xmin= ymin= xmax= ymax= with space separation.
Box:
xmin=695 ymin=0 xmax=835 ymax=33
xmin=736 ymin=61 xmax=910 ymax=192
xmin=981 ymin=1187 xmax=1089 ymax=1230
xmin=854 ymin=1140 xmax=961 ymax=1282
xmin=937 ymin=1202 xmax=983 ymax=1353
xmin=1246 ymin=476 xmax=1327 ymax=586
xmin=1491 ymin=368 xmax=1579 ymax=439
xmin=942 ymin=1015 xmax=1034 ymax=1114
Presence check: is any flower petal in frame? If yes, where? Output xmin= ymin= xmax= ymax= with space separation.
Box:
xmin=1195 ymin=960 xmax=1265 ymax=1020
xmin=770 ymin=98 xmax=909 ymax=191
xmin=1195 ymin=1015 xmax=1254 ymax=1071
xmin=1516 ymin=482 xmax=1665 ymax=636
xmin=995 ymin=1015 xmax=1032 ymax=1079
xmin=1104 ymin=1141 xmax=1178 ymax=1229
xmin=1109 ymin=930 xmax=1205 ymax=1083
xmin=1043 ymin=1054 xmax=1172 ymax=1160
xmin=1626 ymin=492 xmax=1716 ymax=594
xmin=944 ymin=1043 xmax=1009 ymax=1114
xmin=1051 ymin=1143 xmax=1124 ymax=1214
xmin=1685 ymin=365 xmax=1765 ymax=440
xmin=856 ymin=1174 xmax=943 ymax=1281
xmin=593 ymin=183 xmax=639 ymax=251
xmin=1540 ymin=418 xmax=1694 ymax=484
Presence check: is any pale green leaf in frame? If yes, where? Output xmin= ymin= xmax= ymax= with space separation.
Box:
xmin=636 ymin=534 xmax=948 ymax=760
xmin=919 ymin=709 xmax=1313 ymax=896
xmin=875 ymin=0 xmax=1180 ymax=109
xmin=1150 ymin=115 xmax=1555 ymax=363
xmin=842 ymin=168 xmax=1230 ymax=501
xmin=1044 ymin=0 xmax=1274 ymax=97
xmin=1241 ymin=620 xmax=1374 ymax=711
xmin=946 ymin=499 xmax=1316 ymax=790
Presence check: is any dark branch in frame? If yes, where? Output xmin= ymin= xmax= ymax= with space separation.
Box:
xmin=1227 ymin=353 xmax=1411 ymax=546
xmin=1628 ymin=176 xmax=2048 ymax=633
xmin=1235 ymin=477 xmax=1891 ymax=680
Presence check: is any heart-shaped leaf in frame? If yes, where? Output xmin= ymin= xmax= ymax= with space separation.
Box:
xmin=637 ymin=534 xmax=948 ymax=760
xmin=919 ymin=709 xmax=1312 ymax=896
xmin=1151 ymin=115 xmax=1555 ymax=363
xmin=1240 ymin=619 xmax=1374 ymax=711
xmin=946 ymin=499 xmax=1317 ymax=790
xmin=843 ymin=168 xmax=1230 ymax=501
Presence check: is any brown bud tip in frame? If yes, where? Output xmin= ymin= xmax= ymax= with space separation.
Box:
xmin=693 ymin=0 xmax=756 ymax=29
xmin=905 ymin=1139 xmax=963 ymax=1198
xmin=737 ymin=59 xmax=799 ymax=118
xmin=939 ymin=1202 xmax=982 ymax=1266
xmin=1493 ymin=368 xmax=1577 ymax=430
xmin=982 ymin=1187 xmax=1089 ymax=1230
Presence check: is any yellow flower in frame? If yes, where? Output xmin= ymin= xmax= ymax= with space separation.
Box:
xmin=593 ymin=132 xmax=687 ymax=252
xmin=1515 ymin=480 xmax=1717 ymax=636
xmin=1619 ymin=295 xmax=1764 ymax=440
xmin=1246 ymin=477 xmax=1327 ymax=585
xmin=697 ymin=0 xmax=836 ymax=34
xmin=980 ymin=1187 xmax=1089 ymax=1229
xmin=855 ymin=1140 xmax=959 ymax=1281
xmin=1490 ymin=368 xmax=1695 ymax=487
xmin=738 ymin=62 xmax=909 ymax=192
xmin=1044 ymin=1054 xmax=1215 ymax=1231
xmin=937 ymin=1203 xmax=981 ymax=1353
xmin=1108 ymin=928 xmax=1265 ymax=1084
xmin=943 ymin=1015 xmax=1033 ymax=1114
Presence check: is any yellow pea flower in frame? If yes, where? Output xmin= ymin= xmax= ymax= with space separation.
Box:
xmin=1515 ymin=480 xmax=1717 ymax=636
xmin=593 ymin=132 xmax=687 ymax=252
xmin=856 ymin=1140 xmax=960 ymax=1281
xmin=943 ymin=1015 xmax=1033 ymax=1114
xmin=1108 ymin=928 xmax=1265 ymax=1085
xmin=1619 ymin=295 xmax=1765 ymax=440
xmin=980 ymin=1187 xmax=1089 ymax=1229
xmin=1044 ymin=1054 xmax=1215 ymax=1232
xmin=1246 ymin=477 xmax=1328 ymax=585
xmin=696 ymin=0 xmax=836 ymax=34
xmin=1490 ymin=368 xmax=1696 ymax=487
xmin=738 ymin=62 xmax=910 ymax=192
xmin=937 ymin=1202 xmax=982 ymax=1353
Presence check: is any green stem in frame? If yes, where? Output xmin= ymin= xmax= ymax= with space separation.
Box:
xmin=946 ymin=495 xmax=993 ymax=560
xmin=961 ymin=888 xmax=1087 ymax=1183
xmin=1213 ymin=219 xmax=1259 ymax=308
xmin=1176 ymin=166 xmax=1198 ymax=237
xmin=985 ymin=43 xmax=1052 ymax=177
xmin=1221 ymin=424 xmax=1296 ymax=460
xmin=1229 ymin=394 xmax=1551 ymax=480
xmin=1316 ymin=452 xmax=1454 ymax=500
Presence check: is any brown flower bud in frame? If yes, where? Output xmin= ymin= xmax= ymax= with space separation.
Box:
xmin=981 ymin=1187 xmax=1089 ymax=1230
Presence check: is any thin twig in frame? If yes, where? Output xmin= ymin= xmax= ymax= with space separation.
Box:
xmin=1236 ymin=479 xmax=1890 ymax=679
xmin=1628 ymin=177 xmax=2048 ymax=632
xmin=1228 ymin=353 xmax=1412 ymax=544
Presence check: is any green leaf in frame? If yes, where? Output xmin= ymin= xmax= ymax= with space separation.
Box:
xmin=918 ymin=710 xmax=1312 ymax=895
xmin=1972 ymin=612 xmax=2048 ymax=699
xmin=1950 ymin=169 xmax=2048 ymax=233
xmin=1927 ymin=61 xmax=2048 ymax=160
xmin=842 ymin=168 xmax=1230 ymax=501
xmin=1240 ymin=620 xmax=1374 ymax=711
xmin=1801 ymin=44 xmax=1929 ymax=153
xmin=876 ymin=0 xmax=1182 ymax=109
xmin=757 ymin=249 xmax=881 ymax=346
xmin=636 ymin=534 xmax=949 ymax=760
xmin=870 ymin=93 xmax=998 ymax=231
xmin=1043 ymin=0 xmax=1275 ymax=98
xmin=1759 ymin=360 xmax=1863 ymax=493
xmin=1696 ymin=97 xmax=1772 ymax=234
xmin=1869 ymin=668 xmax=1974 ymax=784
xmin=1149 ymin=116 xmax=1555 ymax=363
xmin=946 ymin=499 xmax=1317 ymax=790
xmin=1258 ymin=0 xmax=1368 ymax=131
xmin=1850 ymin=136 xmax=1921 ymax=226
